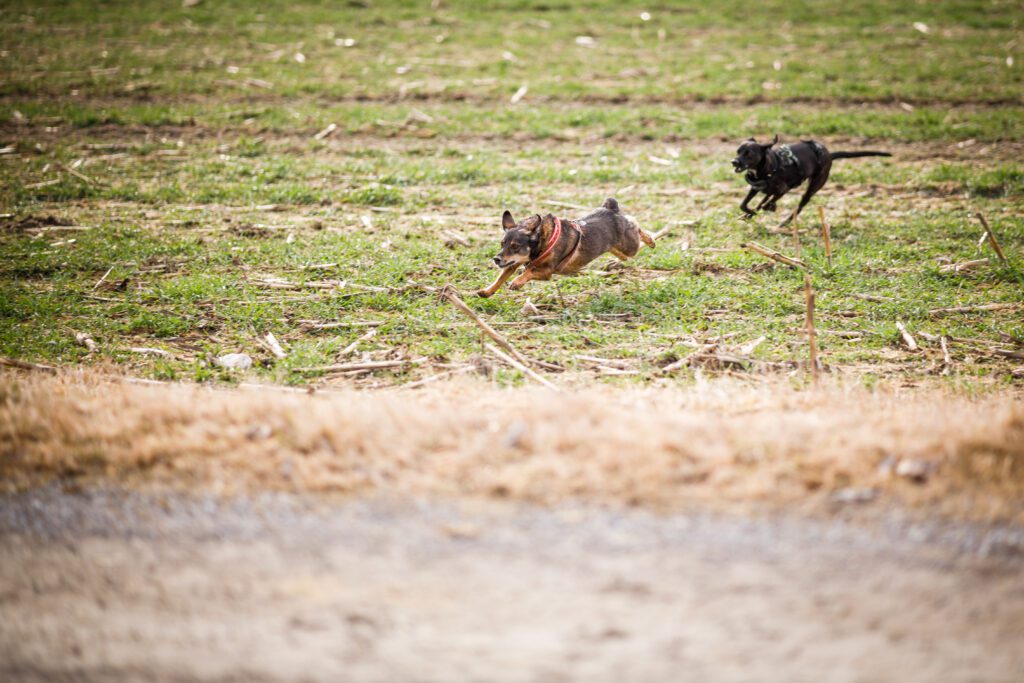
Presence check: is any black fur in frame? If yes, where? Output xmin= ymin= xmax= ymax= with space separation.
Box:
xmin=732 ymin=137 xmax=891 ymax=226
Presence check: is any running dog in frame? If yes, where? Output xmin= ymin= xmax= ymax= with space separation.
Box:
xmin=477 ymin=198 xmax=654 ymax=298
xmin=732 ymin=136 xmax=891 ymax=226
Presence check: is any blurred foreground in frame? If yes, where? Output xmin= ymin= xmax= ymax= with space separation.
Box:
xmin=2 ymin=486 xmax=1023 ymax=683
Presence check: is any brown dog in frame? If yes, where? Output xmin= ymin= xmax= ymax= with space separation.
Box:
xmin=477 ymin=197 xmax=654 ymax=298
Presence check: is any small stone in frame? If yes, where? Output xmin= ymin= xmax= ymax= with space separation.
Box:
xmin=279 ymin=458 xmax=294 ymax=479
xmin=215 ymin=353 xmax=252 ymax=370
xmin=877 ymin=455 xmax=898 ymax=477
xmin=502 ymin=421 xmax=528 ymax=449
xmin=895 ymin=458 xmax=933 ymax=483
xmin=246 ymin=424 xmax=272 ymax=440
xmin=829 ymin=487 xmax=878 ymax=504
xmin=979 ymin=530 xmax=1024 ymax=558
xmin=441 ymin=522 xmax=480 ymax=540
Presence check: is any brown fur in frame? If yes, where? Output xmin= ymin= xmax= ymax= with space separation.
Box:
xmin=477 ymin=197 xmax=654 ymax=298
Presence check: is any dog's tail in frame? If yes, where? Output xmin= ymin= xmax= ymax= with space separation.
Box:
xmin=605 ymin=197 xmax=654 ymax=248
xmin=831 ymin=151 xmax=892 ymax=160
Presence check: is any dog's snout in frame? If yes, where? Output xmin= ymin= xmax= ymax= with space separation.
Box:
xmin=493 ymin=256 xmax=502 ymax=265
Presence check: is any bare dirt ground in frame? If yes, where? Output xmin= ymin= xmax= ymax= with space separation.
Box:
xmin=6 ymin=119 xmax=1024 ymax=161
xmin=2 ymin=486 xmax=1024 ymax=683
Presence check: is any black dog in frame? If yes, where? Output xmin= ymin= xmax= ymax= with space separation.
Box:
xmin=732 ymin=136 xmax=891 ymax=226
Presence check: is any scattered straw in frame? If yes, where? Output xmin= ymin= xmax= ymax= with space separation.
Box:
xmin=2 ymin=372 xmax=1022 ymax=522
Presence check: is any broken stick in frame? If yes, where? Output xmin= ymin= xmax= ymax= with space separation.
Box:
xmin=818 ymin=206 xmax=832 ymax=269
xmin=929 ymin=303 xmax=1020 ymax=316
xmin=340 ymin=327 xmax=378 ymax=357
xmin=659 ymin=343 xmax=718 ymax=375
xmin=293 ymin=359 xmax=419 ymax=374
xmin=261 ymin=332 xmax=287 ymax=359
xmin=741 ymin=241 xmax=808 ymax=270
xmin=939 ymin=258 xmax=990 ymax=274
xmin=55 ymin=160 xmax=100 ymax=186
xmin=313 ymin=123 xmax=337 ymax=141
xmin=389 ymin=365 xmax=476 ymax=391
xmin=649 ymin=225 xmax=673 ymax=241
xmin=129 ymin=347 xmax=173 ymax=358
xmin=0 ymin=357 xmax=57 ymax=373
xmin=791 ymin=211 xmax=802 ymax=259
xmin=484 ymin=343 xmax=560 ymax=392
xmin=92 ymin=266 xmax=114 ymax=291
xmin=439 ymin=285 xmax=548 ymax=370
xmin=541 ymin=200 xmax=586 ymax=211
xmin=895 ymin=321 xmax=918 ymax=351
xmin=75 ymin=331 xmax=98 ymax=353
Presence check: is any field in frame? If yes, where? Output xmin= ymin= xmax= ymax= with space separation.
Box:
xmin=2 ymin=3 xmax=1024 ymax=680
xmin=0 ymin=0 xmax=1022 ymax=390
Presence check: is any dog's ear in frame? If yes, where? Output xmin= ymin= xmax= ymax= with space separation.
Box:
xmin=526 ymin=214 xmax=544 ymax=232
xmin=501 ymin=210 xmax=516 ymax=231
xmin=746 ymin=137 xmax=756 ymax=142
xmin=763 ymin=134 xmax=779 ymax=148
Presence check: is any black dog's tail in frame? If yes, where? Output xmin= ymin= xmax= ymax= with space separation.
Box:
xmin=603 ymin=197 xmax=620 ymax=212
xmin=831 ymin=151 xmax=892 ymax=160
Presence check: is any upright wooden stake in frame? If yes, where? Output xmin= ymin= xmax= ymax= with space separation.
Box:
xmin=802 ymin=274 xmax=819 ymax=382
xmin=791 ymin=211 xmax=802 ymax=259
xmin=818 ymin=206 xmax=832 ymax=269
xmin=940 ymin=335 xmax=952 ymax=376
xmin=976 ymin=212 xmax=1008 ymax=265
xmin=804 ymin=274 xmax=819 ymax=383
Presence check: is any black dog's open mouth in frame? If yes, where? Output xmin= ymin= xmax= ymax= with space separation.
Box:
xmin=732 ymin=162 xmax=747 ymax=173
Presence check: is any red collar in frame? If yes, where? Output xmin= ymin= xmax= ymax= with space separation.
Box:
xmin=529 ymin=216 xmax=582 ymax=268
xmin=529 ymin=216 xmax=563 ymax=266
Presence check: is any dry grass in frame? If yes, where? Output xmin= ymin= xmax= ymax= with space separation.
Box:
xmin=2 ymin=370 xmax=1023 ymax=523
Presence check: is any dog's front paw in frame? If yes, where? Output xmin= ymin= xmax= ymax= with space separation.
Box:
xmin=763 ymin=204 xmax=777 ymax=213
xmin=476 ymin=289 xmax=492 ymax=298
xmin=740 ymin=212 xmax=756 ymax=221
xmin=508 ymin=282 xmax=523 ymax=291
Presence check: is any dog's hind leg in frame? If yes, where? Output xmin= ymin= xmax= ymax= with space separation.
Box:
xmin=780 ymin=166 xmax=831 ymax=227
xmin=609 ymin=248 xmax=630 ymax=261
xmin=477 ymin=264 xmax=519 ymax=298
xmin=638 ymin=228 xmax=656 ymax=249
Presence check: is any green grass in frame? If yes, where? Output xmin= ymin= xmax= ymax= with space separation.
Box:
xmin=0 ymin=0 xmax=1022 ymax=388
xmin=1 ymin=0 xmax=1021 ymax=103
